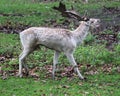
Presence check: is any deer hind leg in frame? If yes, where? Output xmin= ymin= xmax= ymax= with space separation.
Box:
xmin=18 ymin=48 xmax=32 ymax=77
xmin=18 ymin=41 xmax=36 ymax=77
xmin=65 ymin=52 xmax=84 ymax=80
xmin=18 ymin=33 xmax=38 ymax=77
xmin=52 ymin=51 xmax=60 ymax=79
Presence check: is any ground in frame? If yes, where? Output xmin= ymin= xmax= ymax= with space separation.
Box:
xmin=0 ymin=0 xmax=120 ymax=96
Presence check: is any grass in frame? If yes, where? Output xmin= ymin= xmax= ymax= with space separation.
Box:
xmin=0 ymin=73 xmax=120 ymax=96
xmin=0 ymin=31 xmax=120 ymax=96
xmin=0 ymin=0 xmax=120 ymax=96
xmin=0 ymin=0 xmax=59 ymax=26
xmin=0 ymin=0 xmax=120 ymax=26
xmin=0 ymin=33 xmax=20 ymax=55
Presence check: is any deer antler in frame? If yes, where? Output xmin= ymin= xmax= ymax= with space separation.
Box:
xmin=65 ymin=10 xmax=83 ymax=21
xmin=53 ymin=2 xmax=66 ymax=12
xmin=52 ymin=2 xmax=67 ymax=17
xmin=53 ymin=2 xmax=89 ymax=21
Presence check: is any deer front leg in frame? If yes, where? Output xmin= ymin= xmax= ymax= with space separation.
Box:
xmin=65 ymin=53 xmax=84 ymax=80
xmin=52 ymin=51 xmax=60 ymax=79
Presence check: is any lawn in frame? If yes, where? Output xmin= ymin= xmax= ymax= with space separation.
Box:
xmin=0 ymin=0 xmax=120 ymax=96
xmin=0 ymin=73 xmax=120 ymax=96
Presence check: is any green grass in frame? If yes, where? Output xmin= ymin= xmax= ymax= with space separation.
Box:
xmin=0 ymin=0 xmax=59 ymax=26
xmin=0 ymin=33 xmax=20 ymax=55
xmin=0 ymin=32 xmax=120 ymax=96
xmin=0 ymin=0 xmax=120 ymax=26
xmin=0 ymin=0 xmax=120 ymax=96
xmin=0 ymin=73 xmax=120 ymax=96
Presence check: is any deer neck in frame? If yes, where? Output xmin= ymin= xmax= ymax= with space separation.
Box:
xmin=73 ymin=21 xmax=90 ymax=45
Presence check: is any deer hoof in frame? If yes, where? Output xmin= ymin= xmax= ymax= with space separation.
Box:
xmin=80 ymin=77 xmax=87 ymax=81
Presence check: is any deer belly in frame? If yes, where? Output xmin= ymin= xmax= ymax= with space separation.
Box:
xmin=39 ymin=38 xmax=67 ymax=52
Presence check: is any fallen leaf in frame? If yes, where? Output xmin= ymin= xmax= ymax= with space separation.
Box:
xmin=62 ymin=85 xmax=70 ymax=89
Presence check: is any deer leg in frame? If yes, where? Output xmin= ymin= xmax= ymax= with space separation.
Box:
xmin=52 ymin=51 xmax=60 ymax=79
xmin=18 ymin=49 xmax=32 ymax=77
xmin=65 ymin=53 xmax=84 ymax=80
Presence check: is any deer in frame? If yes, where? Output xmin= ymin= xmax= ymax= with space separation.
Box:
xmin=17 ymin=3 xmax=100 ymax=80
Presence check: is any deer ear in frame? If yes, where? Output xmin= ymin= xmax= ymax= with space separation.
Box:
xmin=83 ymin=17 xmax=89 ymax=21
xmin=82 ymin=10 xmax=90 ymax=21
